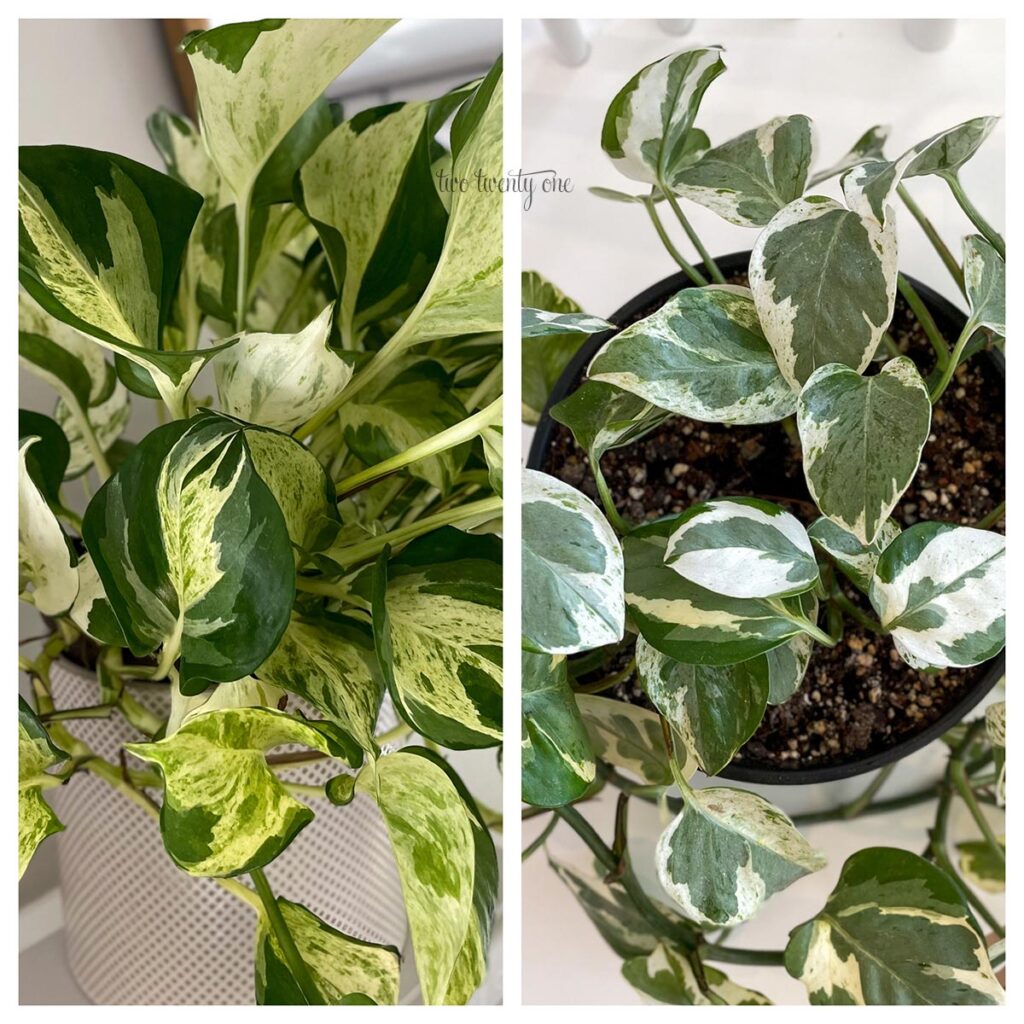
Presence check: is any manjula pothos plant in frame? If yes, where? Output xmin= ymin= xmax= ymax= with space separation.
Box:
xmin=19 ymin=19 xmax=504 ymax=1006
xmin=522 ymin=47 xmax=1006 ymax=1005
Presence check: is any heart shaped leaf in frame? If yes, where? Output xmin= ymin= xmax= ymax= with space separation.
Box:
xmin=808 ymin=517 xmax=901 ymax=595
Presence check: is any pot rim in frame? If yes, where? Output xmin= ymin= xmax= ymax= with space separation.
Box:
xmin=526 ymin=251 xmax=1005 ymax=786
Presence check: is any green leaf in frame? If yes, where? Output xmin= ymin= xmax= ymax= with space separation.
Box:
xmin=664 ymin=497 xmax=819 ymax=600
xmin=68 ymin=553 xmax=126 ymax=647
xmin=808 ymin=125 xmax=890 ymax=187
xmin=956 ymin=838 xmax=1004 ymax=893
xmin=255 ymin=898 xmax=400 ymax=1005
xmin=371 ymin=528 xmax=502 ymax=749
xmin=673 ymin=115 xmax=814 ymax=227
xmin=521 ymin=308 xmax=613 ymax=338
xmin=963 ymin=234 xmax=1005 ymax=337
xmin=623 ymin=942 xmax=770 ymax=1004
xmin=125 ymin=707 xmax=351 ymax=876
xmin=624 ymin=519 xmax=820 ymax=667
xmin=81 ymin=413 xmax=296 ymax=693
xmin=355 ymin=748 xmax=478 ymax=1005
xmin=18 ymin=697 xmax=67 ymax=879
xmin=166 ymin=675 xmax=284 ymax=736
xmin=657 ymin=786 xmax=825 ymax=926
xmin=587 ymin=285 xmax=797 ymax=424
xmin=808 ymin=517 xmax=901 ymax=595
xmin=750 ymin=196 xmax=898 ymax=388
xmin=601 ymin=48 xmax=725 ymax=188
xmin=183 ymin=19 xmax=395 ymax=208
xmin=522 ymin=469 xmax=624 ymax=655
xmin=19 ymin=437 xmax=77 ymax=616
xmin=636 ymin=636 xmax=769 ymax=777
xmin=785 ymin=847 xmax=1004 ymax=1004
xmin=522 ymin=651 xmax=596 ymax=806
xmin=257 ymin=614 xmax=383 ymax=756
xmin=764 ymin=634 xmax=813 ymax=704
xmin=798 ymin=358 xmax=931 ymax=545
xmin=869 ymin=523 xmax=1005 ymax=669
xmin=19 ymin=409 xmax=70 ymax=510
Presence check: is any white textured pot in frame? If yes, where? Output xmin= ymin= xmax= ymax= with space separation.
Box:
xmin=47 ymin=658 xmax=408 ymax=1005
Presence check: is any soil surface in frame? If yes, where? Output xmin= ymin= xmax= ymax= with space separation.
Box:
xmin=545 ymin=270 xmax=1005 ymax=772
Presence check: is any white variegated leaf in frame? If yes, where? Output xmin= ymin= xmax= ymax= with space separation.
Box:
xmin=623 ymin=941 xmax=771 ymax=1005
xmin=764 ymin=633 xmax=813 ymax=704
xmin=657 ymin=786 xmax=825 ymax=926
xmin=166 ymin=675 xmax=285 ymax=736
xmin=963 ymin=234 xmax=1005 ymax=337
xmin=55 ymin=376 xmax=130 ymax=477
xmin=522 ymin=470 xmax=624 ymax=655
xmin=808 ymin=125 xmax=890 ymax=187
xmin=956 ymin=839 xmax=1004 ymax=894
xmin=521 ymin=308 xmax=613 ymax=338
xmin=808 ymin=517 xmax=901 ymax=595
xmin=869 ymin=523 xmax=1005 ymax=670
xmin=18 ymin=697 xmax=67 ymax=879
xmin=68 ymin=553 xmax=125 ymax=647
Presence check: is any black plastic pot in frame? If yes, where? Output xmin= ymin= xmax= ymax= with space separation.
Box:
xmin=527 ymin=251 xmax=1005 ymax=786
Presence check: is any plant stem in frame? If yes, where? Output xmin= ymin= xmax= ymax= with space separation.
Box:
xmin=466 ymin=361 xmax=503 ymax=411
xmin=950 ymin=760 xmax=1005 ymax=869
xmin=929 ymin=318 xmax=977 ymax=404
xmin=661 ymin=188 xmax=726 ymax=284
xmin=250 ymin=867 xmax=325 ymax=1005
xmin=770 ymin=600 xmax=836 ymax=646
xmin=699 ymin=943 xmax=786 ymax=967
xmin=576 ymin=657 xmax=636 ymax=695
xmin=643 ymin=196 xmax=708 ymax=286
xmin=830 ymin=589 xmax=888 ymax=634
xmin=272 ymin=252 xmax=325 ymax=333
xmin=68 ymin=400 xmax=112 ymax=481
xmin=41 ymin=703 xmax=116 ymax=723
xmin=592 ymin=459 xmax=629 ymax=534
xmin=974 ymin=501 xmax=1005 ymax=530
xmin=897 ymin=184 xmax=966 ymax=295
xmin=235 ymin=192 xmax=251 ymax=333
xmin=335 ymin=398 xmax=502 ymax=497
xmin=897 ymin=274 xmax=950 ymax=370
xmin=946 ymin=173 xmax=1005 ymax=260
xmin=522 ymin=813 xmax=558 ymax=862
xmin=375 ymin=721 xmax=414 ymax=746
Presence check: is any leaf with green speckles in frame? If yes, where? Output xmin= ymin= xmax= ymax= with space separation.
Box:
xmin=963 ymin=234 xmax=1004 ymax=338
xmin=19 ymin=697 xmax=67 ymax=879
xmin=521 ymin=308 xmax=613 ymax=338
xmin=166 ymin=676 xmax=284 ymax=736
xmin=623 ymin=942 xmax=771 ymax=1004
xmin=68 ymin=552 xmax=125 ymax=647
xmin=808 ymin=517 xmax=901 ymax=595
xmin=956 ymin=838 xmax=1004 ymax=893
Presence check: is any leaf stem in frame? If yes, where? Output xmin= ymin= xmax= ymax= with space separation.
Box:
xmin=950 ymin=759 xmax=1005 ymax=870
xmin=974 ymin=501 xmax=1005 ymax=530
xmin=235 ymin=192 xmax=251 ymax=333
xmin=946 ymin=173 xmax=1005 ymax=260
xmin=466 ymin=361 xmax=503 ymax=411
xmin=897 ymin=273 xmax=950 ymax=370
xmin=522 ymin=813 xmax=558 ymax=862
xmin=830 ymin=588 xmax=888 ymax=634
xmin=661 ymin=187 xmax=726 ymax=284
xmin=698 ymin=942 xmax=786 ymax=967
xmin=250 ymin=866 xmax=325 ymax=1005
xmin=576 ymin=657 xmax=636 ymax=695
xmin=591 ymin=457 xmax=629 ymax=535
xmin=929 ymin=318 xmax=977 ymax=404
xmin=897 ymin=184 xmax=966 ymax=295
xmin=642 ymin=196 xmax=708 ymax=286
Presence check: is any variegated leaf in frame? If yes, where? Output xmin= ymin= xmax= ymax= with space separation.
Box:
xmin=750 ymin=196 xmax=898 ymax=388
xmin=588 ymin=285 xmax=796 ymax=424
xmin=601 ymin=48 xmax=725 ymax=187
xmin=257 ymin=614 xmax=383 ymax=755
xmin=55 ymin=375 xmax=130 ymax=478
xmin=481 ymin=426 xmax=502 ymax=495
xmin=356 ymin=748 xmax=477 ymax=1006
xmin=19 ymin=410 xmax=69 ymax=512
xmin=81 ymin=413 xmax=296 ymax=693
xmin=166 ymin=675 xmax=284 ymax=736
xmin=18 ymin=697 xmax=67 ymax=879
xmin=902 ymin=116 xmax=999 ymax=181
xmin=799 ymin=358 xmax=931 ymax=545
xmin=808 ymin=517 xmax=901 ymax=595
xmin=808 ymin=125 xmax=890 ymax=187
xmin=183 ymin=20 xmax=394 ymax=208
xmin=665 ymin=497 xmax=819 ymax=599
xmin=636 ymin=636 xmax=769 ymax=777
xmin=673 ymin=115 xmax=814 ymax=227
xmin=522 ymin=469 xmax=624 ymax=655
xmin=869 ymin=523 xmax=1005 ymax=670
xmin=625 ymin=520 xmax=821 ymax=666
xmin=19 ymin=437 xmax=77 ymax=616
xmin=986 ymin=700 xmax=1005 ymax=805
xmin=623 ymin=942 xmax=770 ymax=1005
xmin=956 ymin=838 xmax=1004 ymax=894
xmin=765 ymin=634 xmax=813 ymax=704
xmin=521 ymin=308 xmax=613 ymax=338
xmin=214 ymin=305 xmax=352 ymax=434
xmin=963 ymin=234 xmax=1005 ymax=338
xmin=785 ymin=847 xmax=1004 ymax=1004
xmin=371 ymin=529 xmax=502 ymax=749
xmin=125 ymin=707 xmax=351 ymax=877
xmin=68 ymin=552 xmax=125 ymax=647
xmin=255 ymin=898 xmax=400 ymax=1005
xmin=657 ymin=786 xmax=825 ymax=926
xmin=522 ymin=651 xmax=596 ymax=807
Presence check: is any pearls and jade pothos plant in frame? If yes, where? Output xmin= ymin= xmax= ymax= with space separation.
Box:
xmin=522 ymin=48 xmax=1005 ymax=1005
xmin=19 ymin=19 xmax=503 ymax=1005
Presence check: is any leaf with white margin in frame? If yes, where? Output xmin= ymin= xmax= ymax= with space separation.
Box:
xmin=522 ymin=650 xmax=596 ymax=807
xmin=214 ymin=305 xmax=352 ymax=435
xmin=636 ymin=636 xmax=769 ymax=777
xmin=521 ymin=308 xmax=613 ymax=338
xmin=371 ymin=528 xmax=502 ymax=749
xmin=673 ymin=115 xmax=814 ymax=227
xmin=257 ymin=614 xmax=383 ymax=755
xmin=963 ymin=235 xmax=1005 ymax=338
xmin=750 ymin=196 xmax=898 ymax=388
xmin=356 ymin=747 xmax=476 ymax=1006
xmin=522 ymin=470 xmax=624 ymax=655
xmin=808 ymin=517 xmax=901 ymax=595
xmin=665 ymin=497 xmax=819 ymax=599
xmin=56 ymin=375 xmax=131 ymax=477
xmin=785 ymin=846 xmax=1004 ymax=1004
xmin=183 ymin=20 xmax=394 ymax=208
xmin=18 ymin=697 xmax=67 ymax=879
xmin=765 ymin=634 xmax=813 ymax=704
xmin=166 ymin=675 xmax=285 ymax=736
xmin=125 ymin=706 xmax=352 ymax=876
xmin=81 ymin=413 xmax=296 ymax=694
xmin=808 ymin=124 xmax=890 ymax=187
xmin=623 ymin=942 xmax=771 ymax=1005
xmin=576 ymin=693 xmax=696 ymax=786
xmin=19 ymin=437 xmax=77 ymax=616
xmin=255 ymin=897 xmax=400 ymax=1005
xmin=657 ymin=786 xmax=825 ymax=926
xmin=869 ymin=523 xmax=1005 ymax=670
xmin=589 ymin=285 xmax=797 ymax=424
xmin=601 ymin=48 xmax=725 ymax=188
xmin=956 ymin=839 xmax=1004 ymax=894
xmin=986 ymin=701 xmax=1005 ymax=805
xmin=799 ymin=358 xmax=931 ymax=545
xmin=68 ymin=552 xmax=125 ymax=647
xmin=625 ymin=519 xmax=821 ymax=667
